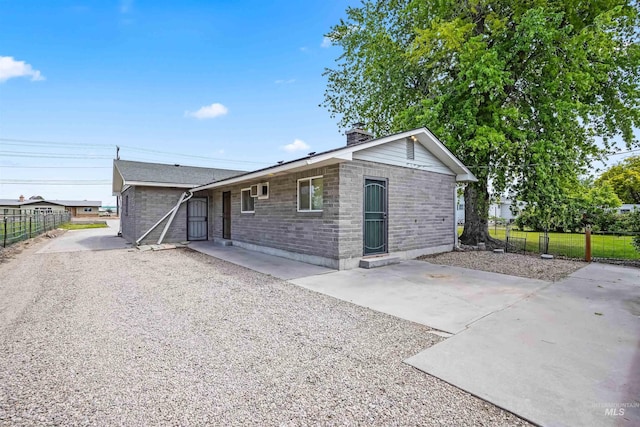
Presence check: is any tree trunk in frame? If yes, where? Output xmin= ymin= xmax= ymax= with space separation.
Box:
xmin=459 ymin=181 xmax=502 ymax=248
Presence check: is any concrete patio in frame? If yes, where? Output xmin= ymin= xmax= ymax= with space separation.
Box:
xmin=189 ymin=242 xmax=639 ymax=426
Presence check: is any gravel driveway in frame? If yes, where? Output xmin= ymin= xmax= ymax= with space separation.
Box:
xmin=0 ymin=243 xmax=530 ymax=426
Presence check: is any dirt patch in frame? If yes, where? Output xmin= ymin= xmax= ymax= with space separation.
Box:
xmin=419 ymin=250 xmax=587 ymax=282
xmin=0 ymin=229 xmax=67 ymax=264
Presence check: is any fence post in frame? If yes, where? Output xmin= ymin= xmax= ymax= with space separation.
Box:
xmin=29 ymin=216 xmax=32 ymax=238
xmin=585 ymin=226 xmax=592 ymax=263
xmin=3 ymin=217 xmax=6 ymax=248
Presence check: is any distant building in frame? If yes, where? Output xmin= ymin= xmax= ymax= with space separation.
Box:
xmin=0 ymin=195 xmax=102 ymax=217
xmin=617 ymin=204 xmax=640 ymax=214
xmin=456 ymin=196 xmax=524 ymax=224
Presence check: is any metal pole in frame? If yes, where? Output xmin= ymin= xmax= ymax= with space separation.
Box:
xmin=585 ymin=226 xmax=592 ymax=262
xmin=3 ymin=217 xmax=6 ymax=248
xmin=158 ymin=192 xmax=187 ymax=244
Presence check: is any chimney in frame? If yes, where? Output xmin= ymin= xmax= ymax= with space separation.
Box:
xmin=345 ymin=122 xmax=373 ymax=146
xmin=19 ymin=195 xmax=25 ymax=203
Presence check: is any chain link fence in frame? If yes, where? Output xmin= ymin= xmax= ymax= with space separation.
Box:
xmin=501 ymin=227 xmax=640 ymax=266
xmin=1 ymin=210 xmax=71 ymax=248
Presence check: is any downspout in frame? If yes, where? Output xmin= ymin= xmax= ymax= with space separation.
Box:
xmin=135 ymin=191 xmax=193 ymax=245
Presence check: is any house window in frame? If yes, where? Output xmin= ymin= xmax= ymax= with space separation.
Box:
xmin=83 ymin=207 xmax=92 ymax=212
xmin=125 ymin=195 xmax=129 ymax=216
xmin=241 ymin=188 xmax=255 ymax=213
xmin=406 ymin=139 xmax=415 ymax=160
xmin=298 ymin=176 xmax=323 ymax=212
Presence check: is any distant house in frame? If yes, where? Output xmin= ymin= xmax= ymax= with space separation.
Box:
xmin=617 ymin=204 xmax=640 ymax=214
xmin=456 ymin=197 xmax=523 ymax=225
xmin=113 ymin=126 xmax=477 ymax=269
xmin=0 ymin=196 xmax=102 ymax=217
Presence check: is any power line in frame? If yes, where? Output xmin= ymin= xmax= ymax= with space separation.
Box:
xmin=0 ymin=180 xmax=111 ymax=185
xmin=0 ymin=165 xmax=112 ymax=169
xmin=0 ymin=138 xmax=111 ymax=148
xmin=0 ymin=151 xmax=112 ymax=159
xmin=0 ymin=137 xmax=272 ymax=165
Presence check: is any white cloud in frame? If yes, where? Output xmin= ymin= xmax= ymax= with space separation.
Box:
xmin=282 ymin=139 xmax=310 ymax=152
xmin=320 ymin=36 xmax=332 ymax=48
xmin=185 ymin=103 xmax=228 ymax=119
xmin=299 ymin=46 xmax=309 ymax=52
xmin=0 ymin=56 xmax=45 ymax=83
xmin=275 ymin=79 xmax=295 ymax=84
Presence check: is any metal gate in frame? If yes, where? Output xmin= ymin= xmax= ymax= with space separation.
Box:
xmin=187 ymin=198 xmax=208 ymax=241
xmin=363 ymin=179 xmax=388 ymax=255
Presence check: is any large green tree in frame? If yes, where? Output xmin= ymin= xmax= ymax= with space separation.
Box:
xmin=323 ymin=0 xmax=640 ymax=245
xmin=595 ymin=155 xmax=640 ymax=203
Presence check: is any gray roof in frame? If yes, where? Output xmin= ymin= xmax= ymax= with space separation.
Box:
xmin=114 ymin=159 xmax=245 ymax=186
xmin=49 ymin=200 xmax=102 ymax=207
xmin=0 ymin=199 xmax=101 ymax=207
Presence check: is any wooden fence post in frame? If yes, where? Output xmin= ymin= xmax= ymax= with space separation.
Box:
xmin=585 ymin=226 xmax=592 ymax=263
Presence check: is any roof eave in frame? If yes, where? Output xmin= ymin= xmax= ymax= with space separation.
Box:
xmin=192 ymin=154 xmax=352 ymax=191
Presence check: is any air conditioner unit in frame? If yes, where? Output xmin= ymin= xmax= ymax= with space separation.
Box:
xmin=258 ymin=182 xmax=269 ymax=199
xmin=250 ymin=185 xmax=259 ymax=197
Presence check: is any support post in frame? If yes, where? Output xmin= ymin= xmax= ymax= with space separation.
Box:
xmin=585 ymin=226 xmax=592 ymax=263
xmin=158 ymin=192 xmax=187 ymax=244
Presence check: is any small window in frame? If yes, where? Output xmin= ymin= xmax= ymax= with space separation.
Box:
xmin=250 ymin=185 xmax=259 ymax=197
xmin=258 ymin=182 xmax=269 ymax=199
xmin=83 ymin=207 xmax=92 ymax=212
xmin=125 ymin=195 xmax=129 ymax=216
xmin=406 ymin=139 xmax=415 ymax=160
xmin=241 ymin=188 xmax=255 ymax=213
xmin=298 ymin=176 xmax=323 ymax=212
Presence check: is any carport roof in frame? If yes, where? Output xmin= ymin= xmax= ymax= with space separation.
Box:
xmin=113 ymin=159 xmax=246 ymax=193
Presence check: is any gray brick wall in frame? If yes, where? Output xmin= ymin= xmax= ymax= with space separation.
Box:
xmin=338 ymin=160 xmax=455 ymax=259
xmin=121 ymin=186 xmax=191 ymax=244
xmin=120 ymin=186 xmax=136 ymax=242
xmin=211 ymin=165 xmax=340 ymax=259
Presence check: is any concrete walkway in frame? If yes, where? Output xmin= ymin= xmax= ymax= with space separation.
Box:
xmin=37 ymin=220 xmax=131 ymax=254
xmin=188 ymin=241 xmax=334 ymax=280
xmin=291 ymin=260 xmax=549 ymax=334
xmin=406 ymin=263 xmax=640 ymax=426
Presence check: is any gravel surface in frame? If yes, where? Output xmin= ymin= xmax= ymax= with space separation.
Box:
xmin=0 ymin=243 xmax=531 ymax=426
xmin=420 ymin=251 xmax=587 ymax=282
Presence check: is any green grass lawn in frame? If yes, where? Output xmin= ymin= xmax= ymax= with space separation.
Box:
xmin=59 ymin=223 xmax=108 ymax=230
xmin=458 ymin=226 xmax=640 ymax=260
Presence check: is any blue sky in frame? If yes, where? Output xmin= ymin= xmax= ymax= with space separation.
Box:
xmin=0 ymin=0 xmax=359 ymax=205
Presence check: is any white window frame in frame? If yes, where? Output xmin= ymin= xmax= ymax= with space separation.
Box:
xmin=297 ymin=175 xmax=323 ymax=212
xmin=241 ymin=188 xmax=255 ymax=213
xmin=258 ymin=182 xmax=269 ymax=199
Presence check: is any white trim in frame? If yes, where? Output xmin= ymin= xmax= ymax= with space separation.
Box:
xmin=125 ymin=181 xmax=197 ymax=188
xmin=240 ymin=188 xmax=255 ymax=213
xmin=191 ymin=128 xmax=476 ymax=192
xmin=297 ymin=175 xmax=323 ymax=212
